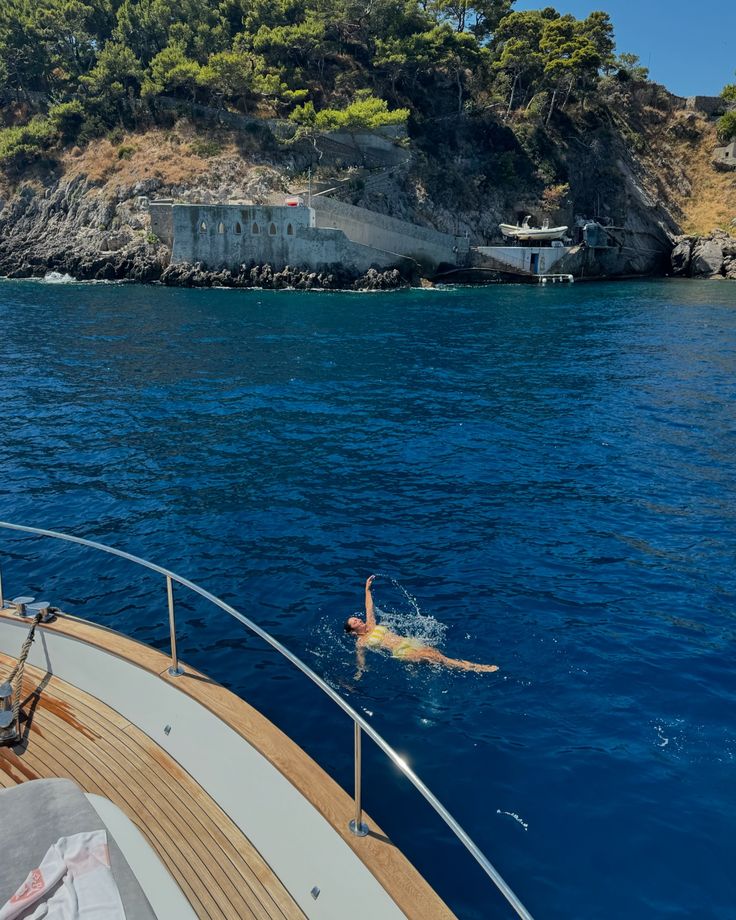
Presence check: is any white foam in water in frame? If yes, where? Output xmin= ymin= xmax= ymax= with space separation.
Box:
xmin=43 ymin=271 xmax=75 ymax=284
xmin=654 ymin=723 xmax=670 ymax=748
xmin=497 ymin=809 xmax=529 ymax=831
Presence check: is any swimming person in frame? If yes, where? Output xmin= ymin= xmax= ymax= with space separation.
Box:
xmin=345 ymin=575 xmax=499 ymax=677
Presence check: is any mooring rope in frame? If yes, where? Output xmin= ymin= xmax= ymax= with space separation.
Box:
xmin=4 ymin=611 xmax=43 ymax=730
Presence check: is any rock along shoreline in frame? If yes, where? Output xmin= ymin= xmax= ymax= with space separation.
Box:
xmin=1 ymin=252 xmax=408 ymax=291
xmin=670 ymin=229 xmax=736 ymax=280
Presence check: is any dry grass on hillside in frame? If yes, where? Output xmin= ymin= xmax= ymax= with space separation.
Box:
xmin=0 ymin=119 xmax=284 ymax=204
xmin=58 ymin=121 xmax=280 ymax=197
xmin=667 ymin=118 xmax=736 ymax=236
xmin=61 ymin=126 xmax=209 ymax=187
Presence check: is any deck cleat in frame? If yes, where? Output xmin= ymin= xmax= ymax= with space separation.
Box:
xmin=25 ymin=601 xmax=54 ymax=623
xmin=0 ymin=680 xmax=18 ymax=745
xmin=11 ymin=596 xmax=34 ymax=616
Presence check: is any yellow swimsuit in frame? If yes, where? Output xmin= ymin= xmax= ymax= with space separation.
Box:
xmin=392 ymin=638 xmax=424 ymax=659
xmin=364 ymin=626 xmax=424 ymax=659
xmin=364 ymin=625 xmax=388 ymax=647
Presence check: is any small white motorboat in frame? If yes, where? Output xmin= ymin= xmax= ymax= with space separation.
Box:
xmin=499 ymin=219 xmax=568 ymax=242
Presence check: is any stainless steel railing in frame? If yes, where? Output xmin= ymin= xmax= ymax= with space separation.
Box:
xmin=0 ymin=520 xmax=534 ymax=920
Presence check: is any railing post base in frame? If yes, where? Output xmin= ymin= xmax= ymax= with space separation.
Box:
xmin=348 ymin=819 xmax=369 ymax=837
xmin=167 ymin=665 xmax=185 ymax=677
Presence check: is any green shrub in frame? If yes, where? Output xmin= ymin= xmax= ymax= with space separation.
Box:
xmin=534 ymin=157 xmax=562 ymax=186
xmin=48 ymin=101 xmax=85 ymax=143
xmin=524 ymin=93 xmax=549 ymax=120
xmin=621 ymin=126 xmax=645 ymax=152
xmin=0 ymin=118 xmax=57 ymax=169
xmin=77 ymin=115 xmax=108 ymax=145
xmin=717 ymin=110 xmax=736 ymax=143
xmin=189 ymin=137 xmax=222 ymax=157
xmin=290 ymin=93 xmax=408 ymax=135
xmin=117 ymin=144 xmax=136 ymax=159
xmin=495 ymin=151 xmax=518 ymax=184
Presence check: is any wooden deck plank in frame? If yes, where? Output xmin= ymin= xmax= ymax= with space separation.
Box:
xmin=0 ymin=654 xmax=305 ymax=920
xmin=28 ymin=672 xmax=297 ymax=920
xmin=43 ymin=676 xmax=296 ymax=920
xmin=0 ymin=699 xmax=214 ymax=911
xmin=3 ymin=678 xmax=230 ymax=920
xmin=37 ymin=670 xmax=296 ymax=919
xmin=23 ymin=710 xmax=231 ymax=919
xmin=5 ymin=677 xmax=290 ymax=920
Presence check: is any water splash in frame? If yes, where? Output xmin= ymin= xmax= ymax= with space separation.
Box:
xmin=42 ymin=271 xmax=75 ymax=284
xmin=370 ymin=573 xmax=447 ymax=647
xmin=649 ymin=718 xmax=736 ymax=764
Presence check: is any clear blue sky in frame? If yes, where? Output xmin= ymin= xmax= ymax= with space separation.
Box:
xmin=513 ymin=0 xmax=735 ymax=97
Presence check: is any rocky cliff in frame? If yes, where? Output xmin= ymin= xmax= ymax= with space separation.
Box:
xmin=0 ymin=83 xmax=733 ymax=287
xmin=0 ymin=127 xmax=405 ymax=288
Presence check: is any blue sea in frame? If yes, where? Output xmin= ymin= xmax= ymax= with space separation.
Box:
xmin=1 ymin=278 xmax=735 ymax=919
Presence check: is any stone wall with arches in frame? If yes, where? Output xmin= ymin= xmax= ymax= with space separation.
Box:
xmin=150 ymin=201 xmax=416 ymax=275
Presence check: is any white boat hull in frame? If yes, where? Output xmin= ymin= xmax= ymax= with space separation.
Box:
xmin=499 ymin=223 xmax=568 ymax=241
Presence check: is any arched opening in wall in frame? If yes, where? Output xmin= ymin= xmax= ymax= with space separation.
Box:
xmin=252 ymin=222 xmax=260 ymax=235
xmin=218 ymin=221 xmax=225 ymax=234
xmin=199 ymin=221 xmax=207 ymax=233
xmin=269 ymin=223 xmax=277 ymax=236
xmin=286 ymin=223 xmax=293 ymax=236
xmin=234 ymin=222 xmax=242 ymax=234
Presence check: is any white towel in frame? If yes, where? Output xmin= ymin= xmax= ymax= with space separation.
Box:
xmin=0 ymin=830 xmax=125 ymax=920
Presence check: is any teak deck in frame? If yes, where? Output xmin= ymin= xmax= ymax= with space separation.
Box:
xmin=0 ymin=651 xmax=306 ymax=920
xmin=0 ymin=610 xmax=457 ymax=920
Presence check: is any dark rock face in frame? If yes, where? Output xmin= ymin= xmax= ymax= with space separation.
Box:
xmin=0 ymin=175 xmax=168 ymax=283
xmin=355 ymin=267 xmax=404 ymax=290
xmin=159 ymin=261 xmax=406 ymax=291
xmin=692 ymin=239 xmax=726 ymax=276
xmin=671 ymin=230 xmax=736 ymax=279
xmin=670 ymin=239 xmax=693 ymax=276
xmin=0 ymin=175 xmax=407 ymax=290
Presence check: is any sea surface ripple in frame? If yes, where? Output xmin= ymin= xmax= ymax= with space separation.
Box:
xmin=1 ymin=278 xmax=735 ymax=919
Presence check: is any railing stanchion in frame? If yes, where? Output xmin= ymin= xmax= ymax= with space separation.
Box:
xmin=349 ymin=722 xmax=369 ymax=836
xmin=166 ymin=575 xmax=184 ymax=676
xmin=0 ymin=559 xmax=4 ymax=610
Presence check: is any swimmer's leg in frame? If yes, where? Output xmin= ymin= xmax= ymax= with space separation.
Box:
xmin=406 ymin=647 xmax=499 ymax=673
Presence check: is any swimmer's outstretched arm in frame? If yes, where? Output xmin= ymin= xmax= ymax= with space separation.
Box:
xmin=354 ymin=644 xmax=366 ymax=681
xmin=365 ymin=574 xmax=377 ymax=629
